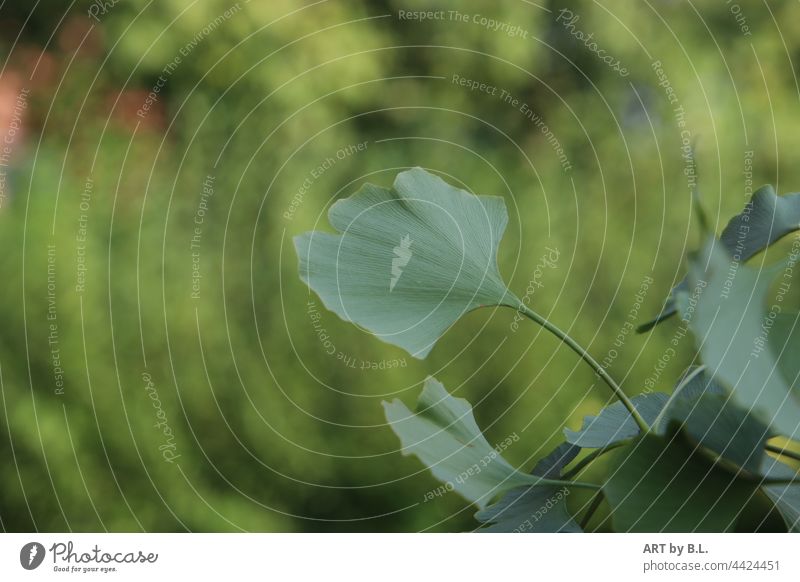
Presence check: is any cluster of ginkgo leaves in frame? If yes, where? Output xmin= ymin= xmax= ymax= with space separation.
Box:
xmin=295 ymin=167 xmax=800 ymax=532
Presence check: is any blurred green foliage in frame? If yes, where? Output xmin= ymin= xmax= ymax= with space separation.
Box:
xmin=1 ymin=0 xmax=799 ymax=531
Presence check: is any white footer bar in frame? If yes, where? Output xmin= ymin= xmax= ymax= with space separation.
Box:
xmin=1 ymin=533 xmax=797 ymax=580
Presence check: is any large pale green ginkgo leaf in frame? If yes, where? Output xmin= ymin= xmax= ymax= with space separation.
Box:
xmin=680 ymin=238 xmax=800 ymax=439
xmin=770 ymin=312 xmax=800 ymax=391
xmin=639 ymin=186 xmax=800 ymax=332
xmin=295 ymin=167 xmax=518 ymax=358
xmin=383 ymin=377 xmax=554 ymax=509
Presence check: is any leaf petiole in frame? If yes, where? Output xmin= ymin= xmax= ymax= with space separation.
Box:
xmin=579 ymin=490 xmax=605 ymax=530
xmin=649 ymin=365 xmax=706 ymax=433
xmin=765 ymin=443 xmax=800 ymax=463
xmin=515 ymin=304 xmax=650 ymax=433
xmin=533 ymin=478 xmax=601 ymax=491
xmin=561 ymin=440 xmax=632 ymax=480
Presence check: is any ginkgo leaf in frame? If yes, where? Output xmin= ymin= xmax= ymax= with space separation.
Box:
xmin=295 ymin=167 xmax=518 ymax=359
xmin=563 ymin=369 xmax=722 ymax=450
xmin=639 ymin=186 xmax=800 ymax=332
xmin=564 ymin=393 xmax=669 ymax=448
xmin=666 ymin=393 xmax=772 ymax=475
xmin=680 ymin=238 xmax=800 ymax=439
xmin=769 ymin=312 xmax=800 ymax=391
xmin=476 ymin=443 xmax=581 ymax=533
xmin=604 ymin=435 xmax=756 ymax=532
xmin=667 ymin=366 xmax=726 ymax=402
xmin=565 ymin=368 xmax=769 ymax=475
xmin=383 ymin=377 xmax=547 ymax=509
xmin=762 ymin=456 xmax=800 ymax=532
xmin=719 ymin=186 xmax=800 ymax=260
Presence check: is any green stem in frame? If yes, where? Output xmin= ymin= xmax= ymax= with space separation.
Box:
xmin=765 ymin=444 xmax=800 ymax=463
xmin=649 ymin=365 xmax=706 ymax=433
xmin=535 ymin=477 xmax=601 ymax=491
xmin=760 ymin=478 xmax=800 ymax=486
xmin=579 ymin=490 xmax=605 ymax=530
xmin=516 ymin=304 xmax=649 ymax=432
xmin=561 ymin=440 xmax=630 ymax=480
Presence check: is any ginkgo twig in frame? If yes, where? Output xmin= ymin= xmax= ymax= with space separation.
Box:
xmin=561 ymin=440 xmax=632 ymax=480
xmin=579 ymin=490 xmax=605 ymax=530
xmin=516 ymin=304 xmax=650 ymax=433
xmin=532 ymin=478 xmax=601 ymax=491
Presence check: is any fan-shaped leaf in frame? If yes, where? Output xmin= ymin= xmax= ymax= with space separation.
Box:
xmin=564 ymin=368 xmax=768 ymax=475
xmin=769 ymin=311 xmax=800 ymax=390
xmin=762 ymin=457 xmax=800 ymax=532
xmin=668 ymin=366 xmax=726 ymax=402
xmin=666 ymin=393 xmax=772 ymax=475
xmin=604 ymin=435 xmax=757 ymax=532
xmin=564 ymin=393 xmax=669 ymax=448
xmin=476 ymin=443 xmax=581 ymax=533
xmin=383 ymin=377 xmax=542 ymax=509
xmin=295 ymin=167 xmax=517 ymax=358
xmin=639 ymin=186 xmax=800 ymax=332
xmin=680 ymin=238 xmax=800 ymax=438
xmin=719 ymin=186 xmax=800 ymax=260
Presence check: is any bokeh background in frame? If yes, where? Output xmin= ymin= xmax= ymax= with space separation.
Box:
xmin=1 ymin=0 xmax=799 ymax=532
